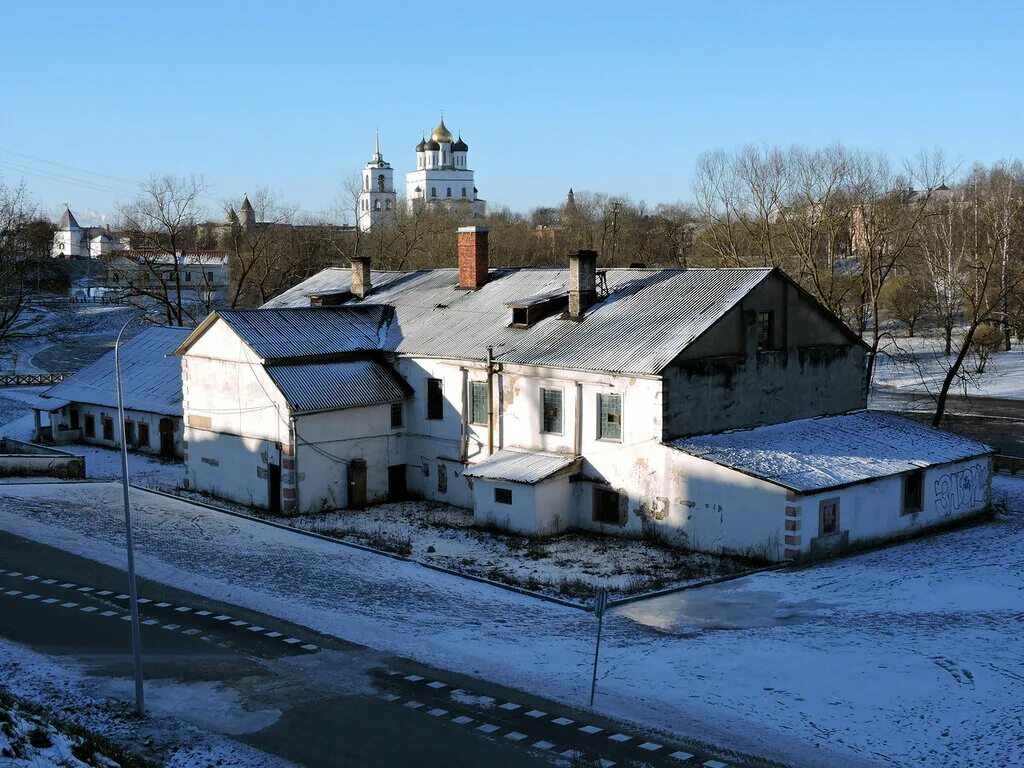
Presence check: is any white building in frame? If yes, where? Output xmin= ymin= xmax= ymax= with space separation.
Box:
xmin=357 ymin=134 xmax=397 ymax=232
xmin=406 ymin=117 xmax=484 ymax=216
xmin=34 ymin=326 xmax=189 ymax=458
xmin=52 ymin=204 xmax=123 ymax=259
xmin=176 ymin=228 xmax=993 ymax=561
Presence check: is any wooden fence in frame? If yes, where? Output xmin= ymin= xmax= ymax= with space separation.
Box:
xmin=0 ymin=372 xmax=69 ymax=387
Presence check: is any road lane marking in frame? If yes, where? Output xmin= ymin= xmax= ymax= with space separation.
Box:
xmin=22 ymin=594 xmax=39 ymax=600
xmin=499 ymin=702 xmax=521 ymax=711
xmin=638 ymin=741 xmax=662 ymax=751
xmin=404 ymin=674 xmax=424 ymax=682
xmin=476 ymin=723 xmax=500 ymax=734
xmin=80 ymin=606 xmax=98 ymax=613
xmin=100 ymin=611 xmax=118 ymax=617
xmin=552 ymin=717 xmax=574 ymax=726
xmin=505 ymin=732 xmax=528 ymax=742
xmin=670 ymin=751 xmax=695 ymax=761
xmin=580 ymin=725 xmax=603 ymax=734
xmin=426 ymin=681 xmax=447 ymax=689
xmin=609 ymin=733 xmax=631 ymax=742
xmin=41 ymin=598 xmax=58 ymax=604
xmin=426 ymin=708 xmax=448 ymax=717
xmin=525 ymin=709 xmax=547 ymax=718
xmin=531 ymin=740 xmax=555 ymax=750
xmin=300 ymin=644 xmax=319 ymax=651
xmin=60 ymin=602 xmax=78 ymax=608
xmin=451 ymin=715 xmax=473 ymax=725
xmin=403 ymin=700 xmax=424 ymax=709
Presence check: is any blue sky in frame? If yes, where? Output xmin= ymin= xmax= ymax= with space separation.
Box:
xmin=2 ymin=1 xmax=1021 ymax=224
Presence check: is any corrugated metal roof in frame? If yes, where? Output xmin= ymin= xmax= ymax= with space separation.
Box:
xmin=463 ymin=448 xmax=581 ymax=484
xmin=670 ymin=410 xmax=993 ymax=493
xmin=41 ymin=326 xmax=190 ymax=417
xmin=262 ymin=267 xmax=773 ymax=375
xmin=265 ymin=359 xmax=411 ymax=415
xmin=218 ymin=306 xmax=390 ymax=361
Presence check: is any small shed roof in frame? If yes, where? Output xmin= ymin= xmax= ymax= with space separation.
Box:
xmin=41 ymin=326 xmax=190 ymax=417
xmin=265 ymin=359 xmax=411 ymax=415
xmin=670 ymin=410 xmax=993 ymax=493
xmin=463 ymin=448 xmax=581 ymax=485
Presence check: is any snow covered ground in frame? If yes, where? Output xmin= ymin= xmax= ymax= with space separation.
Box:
xmin=0 ymin=638 xmax=293 ymax=768
xmin=874 ymin=334 xmax=1024 ymax=399
xmin=0 ymin=476 xmax=1020 ymax=767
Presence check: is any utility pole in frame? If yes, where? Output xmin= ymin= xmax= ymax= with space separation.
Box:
xmin=115 ymin=317 xmax=145 ymax=715
xmin=609 ymin=201 xmax=621 ymax=266
xmin=589 ymin=587 xmax=609 ymax=707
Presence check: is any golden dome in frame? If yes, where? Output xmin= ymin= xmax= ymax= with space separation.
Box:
xmin=430 ymin=117 xmax=453 ymax=144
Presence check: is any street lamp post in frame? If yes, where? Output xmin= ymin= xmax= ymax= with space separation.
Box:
xmin=114 ymin=318 xmax=145 ymax=715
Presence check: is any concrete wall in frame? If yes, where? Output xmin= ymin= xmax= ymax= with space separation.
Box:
xmin=791 ymin=455 xmax=992 ymax=558
xmin=0 ymin=439 xmax=85 ymax=478
xmin=292 ymin=404 xmax=402 ymax=512
xmin=471 ymin=475 xmax=574 ymax=536
xmin=181 ymin=318 xmax=292 ymax=509
xmin=662 ymin=273 xmax=868 ymax=438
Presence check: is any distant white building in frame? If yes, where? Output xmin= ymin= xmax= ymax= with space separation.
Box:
xmin=406 ymin=117 xmax=484 ymax=217
xmin=51 ymin=204 xmax=123 ymax=259
xmin=357 ymin=134 xmax=397 ymax=232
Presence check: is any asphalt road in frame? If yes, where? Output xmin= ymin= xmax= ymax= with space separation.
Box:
xmin=0 ymin=530 xmax=761 ymax=768
xmin=869 ymin=387 xmax=1024 ymax=456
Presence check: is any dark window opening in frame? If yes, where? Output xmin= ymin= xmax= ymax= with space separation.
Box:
xmin=138 ymin=422 xmax=150 ymax=448
xmin=903 ymin=469 xmax=923 ymax=514
xmin=124 ymin=420 xmax=135 ymax=445
xmin=820 ymin=498 xmax=840 ymax=535
xmin=598 ymin=393 xmax=621 ymax=441
xmin=541 ymin=388 xmax=562 ymax=434
xmin=390 ymin=402 xmax=403 ymax=428
xmin=511 ymin=306 xmax=529 ymax=326
xmin=470 ymin=381 xmax=488 ymax=425
xmin=494 ymin=487 xmax=513 ymax=505
xmin=427 ymin=378 xmax=443 ymax=420
xmin=757 ymin=310 xmax=774 ymax=351
xmin=84 ymin=414 xmax=95 ymax=438
xmin=102 ymin=416 xmax=114 ymax=441
xmin=593 ymin=487 xmax=621 ymax=524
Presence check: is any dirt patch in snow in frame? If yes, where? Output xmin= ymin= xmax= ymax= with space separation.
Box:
xmin=239 ymin=499 xmax=758 ymax=602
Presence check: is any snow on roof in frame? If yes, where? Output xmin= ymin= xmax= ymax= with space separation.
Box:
xmin=265 ymin=359 xmax=411 ymax=415
xmin=41 ymin=326 xmax=190 ymax=417
xmin=670 ymin=410 xmax=994 ymax=493
xmin=178 ymin=306 xmax=392 ymax=362
xmin=463 ymin=448 xmax=581 ymax=485
xmin=263 ymin=267 xmax=774 ymax=375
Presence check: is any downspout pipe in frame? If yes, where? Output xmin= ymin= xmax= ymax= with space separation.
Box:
xmin=486 ymin=346 xmax=494 ymax=456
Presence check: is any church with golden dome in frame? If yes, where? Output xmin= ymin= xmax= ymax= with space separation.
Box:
xmin=404 ymin=116 xmax=485 ymax=218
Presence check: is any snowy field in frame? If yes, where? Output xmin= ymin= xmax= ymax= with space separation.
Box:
xmin=0 ymin=476 xmax=1020 ymax=767
xmin=0 ymin=641 xmax=293 ymax=768
xmin=874 ymin=334 xmax=1024 ymax=399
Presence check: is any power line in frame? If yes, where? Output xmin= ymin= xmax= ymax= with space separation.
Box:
xmin=0 ymin=147 xmax=139 ymax=186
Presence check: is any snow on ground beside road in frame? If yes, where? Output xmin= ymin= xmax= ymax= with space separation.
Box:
xmin=2 ymin=478 xmax=1022 ymax=767
xmin=874 ymin=334 xmax=1024 ymax=399
xmin=0 ymin=637 xmax=294 ymax=768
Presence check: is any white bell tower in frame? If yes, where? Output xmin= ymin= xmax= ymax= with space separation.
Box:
xmin=358 ymin=132 xmax=397 ymax=232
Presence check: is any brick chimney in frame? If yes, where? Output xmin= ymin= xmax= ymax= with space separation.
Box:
xmin=457 ymin=226 xmax=489 ymax=290
xmin=351 ymin=256 xmax=371 ymax=299
xmin=568 ymin=250 xmax=598 ymax=319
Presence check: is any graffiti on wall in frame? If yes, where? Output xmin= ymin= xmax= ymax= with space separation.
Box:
xmin=934 ymin=464 xmax=987 ymax=516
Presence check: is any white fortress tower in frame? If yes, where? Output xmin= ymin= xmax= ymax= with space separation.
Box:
xmin=357 ymin=133 xmax=397 ymax=232
xmin=405 ymin=116 xmax=485 ymax=217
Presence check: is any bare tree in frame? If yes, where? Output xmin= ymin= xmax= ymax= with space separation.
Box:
xmin=0 ymin=177 xmax=35 ymax=342
xmin=115 ymin=175 xmax=207 ymax=325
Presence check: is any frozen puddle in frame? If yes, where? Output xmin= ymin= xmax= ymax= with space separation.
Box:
xmin=615 ymin=583 xmax=830 ymax=632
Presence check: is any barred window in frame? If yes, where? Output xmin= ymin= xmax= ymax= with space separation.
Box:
xmin=598 ymin=393 xmax=621 ymax=441
xmin=541 ymin=388 xmax=562 ymax=434
xmin=470 ymin=381 xmax=488 ymax=425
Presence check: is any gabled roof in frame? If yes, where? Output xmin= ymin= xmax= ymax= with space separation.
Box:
xmin=669 ymin=411 xmax=993 ymax=493
xmin=58 ymin=204 xmax=80 ymax=231
xmin=174 ymin=306 xmax=392 ymax=362
xmin=263 ymin=267 xmax=776 ymax=375
xmin=463 ymin=448 xmax=581 ymax=485
xmin=265 ymin=359 xmax=411 ymax=415
xmin=41 ymin=326 xmax=190 ymax=417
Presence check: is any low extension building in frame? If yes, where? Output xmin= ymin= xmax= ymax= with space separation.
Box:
xmin=175 ymin=227 xmax=992 ymax=560
xmin=35 ymin=326 xmax=189 ymax=458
